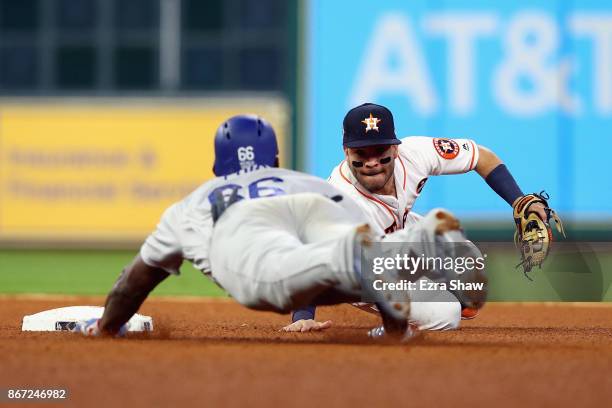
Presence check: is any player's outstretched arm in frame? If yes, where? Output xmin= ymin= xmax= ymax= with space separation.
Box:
xmin=97 ymin=255 xmax=170 ymax=335
xmin=475 ymin=145 xmax=547 ymax=220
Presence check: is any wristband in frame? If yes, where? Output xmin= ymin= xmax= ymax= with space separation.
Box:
xmin=292 ymin=305 xmax=316 ymax=322
xmin=485 ymin=164 xmax=524 ymax=206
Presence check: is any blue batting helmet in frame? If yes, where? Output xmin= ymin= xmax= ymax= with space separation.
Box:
xmin=212 ymin=114 xmax=279 ymax=176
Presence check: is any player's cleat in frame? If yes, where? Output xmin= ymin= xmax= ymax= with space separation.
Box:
xmin=374 ymin=301 xmax=412 ymax=341
xmin=461 ymin=306 xmax=479 ymax=320
xmin=367 ymin=325 xmax=386 ymax=339
xmin=367 ymin=323 xmax=420 ymax=342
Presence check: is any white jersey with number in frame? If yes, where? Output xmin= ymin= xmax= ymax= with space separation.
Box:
xmin=328 ymin=136 xmax=479 ymax=233
xmin=140 ymin=166 xmax=369 ymax=277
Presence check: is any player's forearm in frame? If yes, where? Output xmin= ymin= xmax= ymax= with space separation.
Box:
xmin=100 ymin=287 xmax=150 ymax=334
xmin=99 ymin=256 xmax=169 ymax=334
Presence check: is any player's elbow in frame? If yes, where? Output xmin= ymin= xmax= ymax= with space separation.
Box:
xmin=475 ymin=145 xmax=502 ymax=178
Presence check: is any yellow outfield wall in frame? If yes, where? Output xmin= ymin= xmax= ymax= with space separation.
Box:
xmin=0 ymin=98 xmax=289 ymax=244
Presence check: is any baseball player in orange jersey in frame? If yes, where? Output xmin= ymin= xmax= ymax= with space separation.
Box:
xmin=284 ymin=102 xmax=547 ymax=333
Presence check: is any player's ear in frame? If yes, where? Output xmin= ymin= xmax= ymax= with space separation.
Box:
xmin=343 ymin=147 xmax=350 ymax=158
xmin=391 ymin=145 xmax=399 ymax=158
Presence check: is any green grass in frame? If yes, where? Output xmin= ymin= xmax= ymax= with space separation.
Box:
xmin=485 ymin=251 xmax=612 ymax=302
xmin=0 ymin=248 xmax=610 ymax=301
xmin=0 ymin=249 xmax=226 ymax=297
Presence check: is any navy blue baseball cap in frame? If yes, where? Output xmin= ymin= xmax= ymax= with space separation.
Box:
xmin=342 ymin=103 xmax=401 ymax=148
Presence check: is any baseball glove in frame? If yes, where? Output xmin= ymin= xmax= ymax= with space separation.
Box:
xmin=513 ymin=191 xmax=565 ymax=279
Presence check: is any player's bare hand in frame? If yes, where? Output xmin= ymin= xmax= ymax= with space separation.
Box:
xmin=280 ymin=319 xmax=332 ymax=332
xmin=529 ymin=202 xmax=549 ymax=222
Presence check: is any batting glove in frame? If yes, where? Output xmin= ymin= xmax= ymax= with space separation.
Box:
xmin=72 ymin=318 xmax=127 ymax=337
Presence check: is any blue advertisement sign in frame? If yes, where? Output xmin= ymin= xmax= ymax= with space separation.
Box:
xmin=306 ymin=0 xmax=612 ymax=219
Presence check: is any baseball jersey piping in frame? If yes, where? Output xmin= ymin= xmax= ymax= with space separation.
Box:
xmin=339 ymin=160 xmax=399 ymax=224
xmin=398 ymin=156 xmax=407 ymax=190
xmin=468 ymin=140 xmax=477 ymax=170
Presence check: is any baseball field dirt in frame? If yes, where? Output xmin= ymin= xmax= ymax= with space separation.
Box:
xmin=1 ymin=297 xmax=611 ymax=407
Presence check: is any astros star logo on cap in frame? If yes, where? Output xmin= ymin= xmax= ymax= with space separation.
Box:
xmin=361 ymin=113 xmax=381 ymax=132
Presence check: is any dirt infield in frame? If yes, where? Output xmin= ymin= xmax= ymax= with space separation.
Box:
xmin=1 ymin=297 xmax=611 ymax=408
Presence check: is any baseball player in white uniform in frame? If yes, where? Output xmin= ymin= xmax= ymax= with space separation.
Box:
xmin=73 ymin=114 xmax=480 ymax=342
xmin=285 ymin=103 xmax=546 ymax=333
